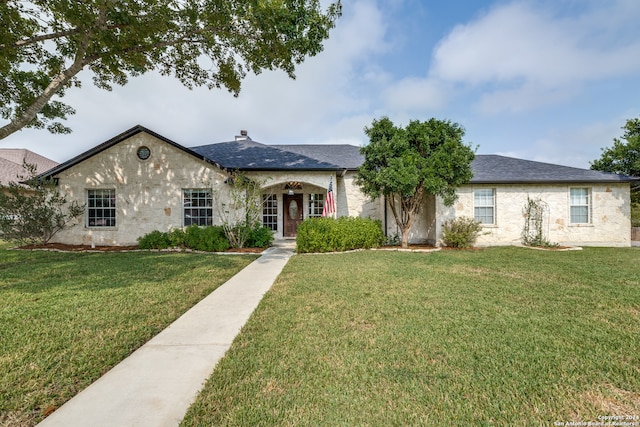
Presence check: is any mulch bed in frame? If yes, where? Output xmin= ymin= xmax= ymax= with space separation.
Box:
xmin=17 ymin=243 xmax=264 ymax=253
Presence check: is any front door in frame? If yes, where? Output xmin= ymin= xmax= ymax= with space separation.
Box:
xmin=283 ymin=194 xmax=303 ymax=237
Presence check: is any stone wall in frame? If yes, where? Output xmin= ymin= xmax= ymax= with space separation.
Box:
xmin=52 ymin=132 xmax=228 ymax=246
xmin=443 ymin=183 xmax=632 ymax=247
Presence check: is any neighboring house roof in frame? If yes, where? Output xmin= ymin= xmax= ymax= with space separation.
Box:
xmin=470 ymin=155 xmax=636 ymax=184
xmin=191 ymin=138 xmax=353 ymax=171
xmin=0 ymin=149 xmax=59 ymax=185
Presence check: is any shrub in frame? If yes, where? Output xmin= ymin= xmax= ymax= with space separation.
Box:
xmin=137 ymin=230 xmax=172 ymax=249
xmin=296 ymin=217 xmax=384 ymax=253
xmin=441 ymin=216 xmax=483 ymax=249
xmin=246 ymin=225 xmax=274 ymax=248
xmin=138 ymin=226 xmax=230 ymax=251
xmin=185 ymin=225 xmax=230 ymax=252
xmin=632 ymin=202 xmax=640 ymax=227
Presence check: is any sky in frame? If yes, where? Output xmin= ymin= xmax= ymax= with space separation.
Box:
xmin=3 ymin=0 xmax=640 ymax=169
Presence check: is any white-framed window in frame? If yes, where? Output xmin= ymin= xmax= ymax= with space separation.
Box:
xmin=183 ymin=189 xmax=212 ymax=226
xmin=262 ymin=194 xmax=278 ymax=231
xmin=570 ymin=188 xmax=590 ymax=224
xmin=474 ymin=188 xmax=495 ymax=225
xmin=87 ymin=189 xmax=116 ymax=227
xmin=308 ymin=193 xmax=325 ymax=218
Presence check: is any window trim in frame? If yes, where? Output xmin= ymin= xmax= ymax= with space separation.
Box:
xmin=262 ymin=194 xmax=278 ymax=231
xmin=86 ymin=188 xmax=116 ymax=228
xmin=308 ymin=193 xmax=325 ymax=218
xmin=183 ymin=188 xmax=213 ymax=227
xmin=474 ymin=188 xmax=496 ymax=225
xmin=569 ymin=187 xmax=591 ymax=225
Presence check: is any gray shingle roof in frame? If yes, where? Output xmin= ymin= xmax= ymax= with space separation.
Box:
xmin=36 ymin=125 xmax=636 ymax=184
xmin=190 ymin=139 xmax=351 ymax=171
xmin=271 ymin=144 xmax=364 ymax=170
xmin=470 ymin=155 xmax=635 ymax=183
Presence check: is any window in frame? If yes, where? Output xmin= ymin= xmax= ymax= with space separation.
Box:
xmin=474 ymin=188 xmax=495 ymax=224
xmin=570 ymin=188 xmax=590 ymax=224
xmin=87 ymin=189 xmax=116 ymax=227
xmin=183 ymin=189 xmax=212 ymax=226
xmin=262 ymin=194 xmax=278 ymax=231
xmin=308 ymin=193 xmax=325 ymax=218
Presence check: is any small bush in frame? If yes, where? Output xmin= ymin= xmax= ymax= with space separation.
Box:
xmin=138 ymin=230 xmax=172 ymax=249
xmin=138 ymin=226 xmax=230 ymax=252
xmin=185 ymin=225 xmax=230 ymax=252
xmin=632 ymin=202 xmax=640 ymax=227
xmin=246 ymin=225 xmax=274 ymax=248
xmin=441 ymin=216 xmax=483 ymax=249
xmin=296 ymin=217 xmax=385 ymax=253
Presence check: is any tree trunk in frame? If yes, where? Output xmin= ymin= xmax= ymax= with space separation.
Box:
xmin=401 ymin=226 xmax=411 ymax=249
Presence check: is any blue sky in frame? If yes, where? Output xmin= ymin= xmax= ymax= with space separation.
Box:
xmin=3 ymin=0 xmax=640 ymax=168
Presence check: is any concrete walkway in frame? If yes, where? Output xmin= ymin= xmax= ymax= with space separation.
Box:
xmin=38 ymin=242 xmax=295 ymax=427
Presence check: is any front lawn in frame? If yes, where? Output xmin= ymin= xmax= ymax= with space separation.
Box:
xmin=0 ymin=245 xmax=257 ymax=427
xmin=183 ymin=247 xmax=640 ymax=426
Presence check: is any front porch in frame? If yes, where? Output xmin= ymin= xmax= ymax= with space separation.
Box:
xmin=260 ymin=179 xmax=333 ymax=240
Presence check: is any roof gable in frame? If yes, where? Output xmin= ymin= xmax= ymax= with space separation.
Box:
xmin=39 ymin=125 xmax=220 ymax=179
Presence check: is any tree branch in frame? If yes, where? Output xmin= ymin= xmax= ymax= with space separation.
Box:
xmin=0 ymin=28 xmax=81 ymax=50
xmin=0 ymin=25 xmax=96 ymax=140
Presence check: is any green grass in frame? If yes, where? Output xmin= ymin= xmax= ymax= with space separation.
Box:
xmin=0 ymin=245 xmax=257 ymax=427
xmin=182 ymin=247 xmax=640 ymax=426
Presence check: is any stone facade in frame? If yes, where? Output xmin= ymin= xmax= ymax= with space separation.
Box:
xmin=440 ymin=183 xmax=632 ymax=247
xmin=52 ymin=132 xmax=229 ymax=246
xmin=50 ymin=133 xmax=379 ymax=245
xmin=48 ymin=129 xmax=633 ymax=247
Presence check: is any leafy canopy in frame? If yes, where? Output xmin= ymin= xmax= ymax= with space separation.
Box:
xmin=356 ymin=117 xmax=475 ymax=248
xmin=590 ymin=117 xmax=640 ymax=204
xmin=0 ymin=0 xmax=341 ymax=140
xmin=357 ymin=117 xmax=475 ymax=205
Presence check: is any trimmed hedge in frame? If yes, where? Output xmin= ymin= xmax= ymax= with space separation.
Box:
xmin=296 ymin=217 xmax=385 ymax=253
xmin=138 ymin=225 xmax=230 ymax=252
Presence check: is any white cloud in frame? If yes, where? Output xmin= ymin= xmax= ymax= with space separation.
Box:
xmin=430 ymin=0 xmax=640 ymax=114
xmin=384 ymin=77 xmax=449 ymax=111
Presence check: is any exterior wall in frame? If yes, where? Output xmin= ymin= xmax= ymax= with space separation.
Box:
xmin=52 ymin=132 xmax=228 ymax=246
xmin=383 ymin=194 xmax=437 ymax=244
xmin=439 ymin=183 xmax=632 ymax=247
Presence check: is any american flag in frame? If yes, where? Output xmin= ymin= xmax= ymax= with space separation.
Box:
xmin=322 ymin=178 xmax=336 ymax=217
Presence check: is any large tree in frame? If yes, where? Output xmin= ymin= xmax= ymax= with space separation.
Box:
xmin=356 ymin=117 xmax=475 ymax=249
xmin=0 ymin=0 xmax=341 ymax=140
xmin=590 ymin=117 xmax=640 ymax=203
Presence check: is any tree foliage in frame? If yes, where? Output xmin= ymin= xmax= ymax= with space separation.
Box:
xmin=0 ymin=163 xmax=85 ymax=244
xmin=0 ymin=0 xmax=341 ymax=140
xmin=590 ymin=117 xmax=640 ymax=204
xmin=356 ymin=117 xmax=475 ymax=248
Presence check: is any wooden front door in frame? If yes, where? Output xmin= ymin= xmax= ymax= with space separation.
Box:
xmin=283 ymin=194 xmax=303 ymax=237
